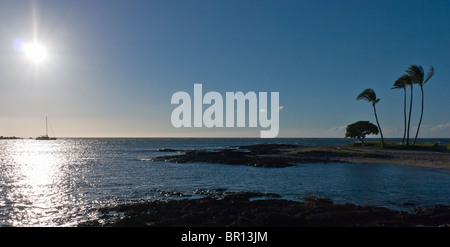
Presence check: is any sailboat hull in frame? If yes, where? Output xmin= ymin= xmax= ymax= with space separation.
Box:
xmin=36 ymin=136 xmax=57 ymax=140
xmin=36 ymin=117 xmax=57 ymax=140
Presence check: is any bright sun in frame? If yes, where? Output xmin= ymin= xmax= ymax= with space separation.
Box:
xmin=24 ymin=42 xmax=47 ymax=63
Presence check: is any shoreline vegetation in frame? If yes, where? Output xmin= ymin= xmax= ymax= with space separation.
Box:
xmin=348 ymin=65 xmax=435 ymax=148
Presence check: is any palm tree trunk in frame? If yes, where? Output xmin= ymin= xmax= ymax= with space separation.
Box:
xmin=373 ymin=104 xmax=385 ymax=147
xmin=414 ymin=86 xmax=424 ymax=145
xmin=402 ymin=88 xmax=406 ymax=144
xmin=406 ymin=86 xmax=413 ymax=146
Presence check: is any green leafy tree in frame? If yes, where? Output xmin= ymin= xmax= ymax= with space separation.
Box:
xmin=356 ymin=88 xmax=385 ymax=147
xmin=405 ymin=65 xmax=434 ymax=144
xmin=345 ymin=121 xmax=379 ymax=146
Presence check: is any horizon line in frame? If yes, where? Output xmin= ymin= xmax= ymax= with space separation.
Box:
xmin=2 ymin=136 xmax=450 ymax=139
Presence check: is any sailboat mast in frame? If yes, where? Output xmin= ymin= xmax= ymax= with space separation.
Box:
xmin=46 ymin=116 xmax=48 ymax=136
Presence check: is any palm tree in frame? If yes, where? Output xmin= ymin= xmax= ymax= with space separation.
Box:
xmin=391 ymin=74 xmax=412 ymax=144
xmin=405 ymin=65 xmax=434 ymax=144
xmin=406 ymin=75 xmax=414 ymax=146
xmin=357 ymin=88 xmax=385 ymax=147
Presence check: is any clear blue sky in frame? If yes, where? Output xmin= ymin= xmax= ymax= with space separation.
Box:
xmin=0 ymin=0 xmax=449 ymax=137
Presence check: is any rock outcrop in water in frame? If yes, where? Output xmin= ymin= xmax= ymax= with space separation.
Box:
xmin=150 ymin=143 xmax=450 ymax=170
xmin=153 ymin=144 xmax=345 ymax=168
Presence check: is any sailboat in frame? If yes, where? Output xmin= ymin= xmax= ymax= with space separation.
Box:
xmin=36 ymin=116 xmax=57 ymax=140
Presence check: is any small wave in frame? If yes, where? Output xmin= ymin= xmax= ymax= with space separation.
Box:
xmin=130 ymin=149 xmax=159 ymax=153
xmin=151 ymin=189 xmax=192 ymax=197
xmin=133 ymin=158 xmax=154 ymax=161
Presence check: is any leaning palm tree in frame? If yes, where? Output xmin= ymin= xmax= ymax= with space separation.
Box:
xmin=357 ymin=88 xmax=385 ymax=147
xmin=391 ymin=74 xmax=412 ymax=144
xmin=406 ymin=75 xmax=414 ymax=146
xmin=405 ymin=65 xmax=434 ymax=144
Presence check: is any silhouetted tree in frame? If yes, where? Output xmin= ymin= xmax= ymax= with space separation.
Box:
xmin=345 ymin=121 xmax=379 ymax=146
xmin=391 ymin=74 xmax=412 ymax=144
xmin=405 ymin=75 xmax=414 ymax=146
xmin=356 ymin=88 xmax=385 ymax=147
xmin=405 ymin=65 xmax=434 ymax=144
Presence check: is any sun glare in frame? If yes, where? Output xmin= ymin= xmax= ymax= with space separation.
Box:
xmin=24 ymin=42 xmax=47 ymax=63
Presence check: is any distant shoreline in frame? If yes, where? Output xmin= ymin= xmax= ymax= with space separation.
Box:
xmin=3 ymin=137 xmax=449 ymax=170
xmin=2 ymin=137 xmax=450 ymax=139
xmin=0 ymin=136 xmax=21 ymax=140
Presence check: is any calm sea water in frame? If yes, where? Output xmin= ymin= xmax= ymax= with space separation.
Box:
xmin=1 ymin=138 xmax=449 ymax=226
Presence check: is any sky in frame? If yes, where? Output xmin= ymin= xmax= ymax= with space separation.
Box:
xmin=0 ymin=0 xmax=449 ymax=138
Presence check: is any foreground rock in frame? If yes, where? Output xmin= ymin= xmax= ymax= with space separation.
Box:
xmin=80 ymin=193 xmax=450 ymax=227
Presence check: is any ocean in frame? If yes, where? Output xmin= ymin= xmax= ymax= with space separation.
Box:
xmin=1 ymin=138 xmax=449 ymax=226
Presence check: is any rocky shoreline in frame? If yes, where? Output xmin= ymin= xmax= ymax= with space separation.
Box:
xmin=152 ymin=143 xmax=450 ymax=169
xmin=80 ymin=190 xmax=450 ymax=227
xmin=153 ymin=144 xmax=346 ymax=168
xmin=92 ymin=143 xmax=450 ymax=227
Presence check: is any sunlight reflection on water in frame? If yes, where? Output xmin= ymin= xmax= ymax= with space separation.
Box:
xmin=1 ymin=138 xmax=449 ymax=226
xmin=0 ymin=139 xmax=95 ymax=226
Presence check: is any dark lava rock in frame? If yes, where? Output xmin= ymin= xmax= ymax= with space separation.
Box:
xmin=155 ymin=149 xmax=297 ymax=167
xmin=80 ymin=196 xmax=450 ymax=227
xmin=154 ymin=145 xmax=336 ymax=168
